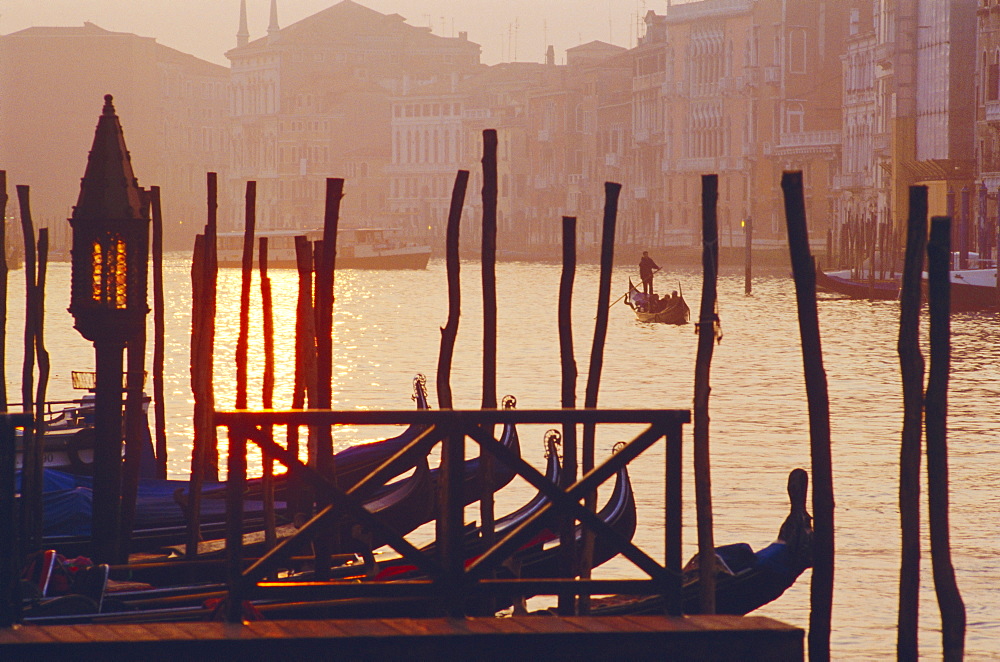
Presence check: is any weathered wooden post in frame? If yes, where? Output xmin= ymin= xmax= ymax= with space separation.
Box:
xmin=480 ymin=130 xmax=498 ymax=562
xmin=694 ymin=174 xmax=719 ymax=613
xmin=579 ymin=182 xmax=621 ymax=611
xmin=897 ymin=186 xmax=927 ymax=660
xmin=744 ymin=215 xmax=752 ymax=295
xmin=437 ymin=170 xmax=469 ymax=616
xmin=557 ymin=215 xmax=578 ymax=615
xmin=186 ymin=234 xmax=207 ymax=558
xmin=235 ymin=180 xmax=256 ymax=414
xmin=781 ymin=171 xmax=834 ymax=661
xmin=149 ymin=186 xmax=167 ymax=478
xmin=313 ymin=178 xmax=342 ymax=579
xmin=259 ymin=237 xmax=277 ymax=549
xmin=16 ymin=186 xmax=41 ymax=553
xmin=68 ymin=96 xmax=150 ymax=563
xmin=959 ymin=186 xmax=970 ymax=270
xmin=925 ymin=216 xmax=966 ymax=661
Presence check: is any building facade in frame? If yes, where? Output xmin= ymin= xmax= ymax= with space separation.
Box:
xmin=0 ymin=22 xmax=229 ymax=250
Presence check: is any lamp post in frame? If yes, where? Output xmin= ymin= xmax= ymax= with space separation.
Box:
xmin=68 ymin=95 xmax=149 ymax=563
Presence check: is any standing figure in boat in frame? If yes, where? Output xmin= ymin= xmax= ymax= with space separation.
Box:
xmin=639 ymin=251 xmax=660 ymax=295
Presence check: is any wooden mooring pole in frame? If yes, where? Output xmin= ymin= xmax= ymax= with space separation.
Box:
xmin=259 ymin=237 xmax=277 ymax=550
xmin=579 ymin=182 xmax=621 ymax=613
xmin=16 ymin=186 xmax=41 ymax=554
xmin=693 ymin=174 xmax=719 ymax=614
xmin=314 ymin=178 xmax=343 ymax=579
xmin=744 ymin=215 xmax=752 ymax=295
xmin=557 ymin=215 xmax=578 ymax=615
xmin=150 ymin=186 xmax=168 ymax=478
xmin=436 ymin=169 xmax=468 ymax=616
xmin=480 ymin=130 xmax=498 ymax=566
xmin=781 ymin=171 xmax=834 ymax=661
xmin=925 ymin=217 xmax=966 ymax=661
xmin=897 ymin=186 xmax=926 ymax=660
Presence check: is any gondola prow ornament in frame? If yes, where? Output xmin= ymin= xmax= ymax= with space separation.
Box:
xmin=68 ymin=95 xmax=149 ymax=563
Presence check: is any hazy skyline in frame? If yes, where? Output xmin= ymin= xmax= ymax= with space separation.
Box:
xmin=0 ymin=0 xmax=672 ymax=66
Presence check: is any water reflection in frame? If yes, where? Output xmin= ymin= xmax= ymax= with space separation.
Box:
xmin=6 ymin=258 xmax=998 ymax=657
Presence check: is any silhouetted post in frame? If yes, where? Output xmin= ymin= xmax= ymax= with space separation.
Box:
xmin=436 ymin=170 xmax=468 ymax=616
xmin=33 ymin=228 xmax=51 ymax=550
xmin=436 ymin=170 xmax=469 ymax=410
xmin=121 ymin=207 xmax=147 ymax=557
xmin=694 ymin=174 xmax=719 ymax=613
xmin=259 ymin=237 xmax=277 ymax=550
xmin=744 ymin=216 xmax=752 ymax=295
xmin=0 ymin=172 xmax=8 ymax=411
xmin=897 ymin=186 xmax=927 ymax=660
xmin=203 ymin=174 xmax=219 ymax=481
xmin=480 ymin=130 xmax=498 ymax=559
xmin=150 ymin=186 xmax=167 ymax=477
xmin=312 ymin=179 xmax=343 ymax=579
xmin=959 ymin=186 xmax=969 ymax=270
xmin=235 ymin=181 xmax=256 ymax=413
xmin=290 ymin=235 xmax=315 ymax=462
xmin=557 ymin=215 xmax=578 ymax=615
xmin=925 ymin=217 xmax=966 ymax=661
xmin=781 ymin=171 xmax=834 ymax=661
xmin=186 ymin=234 xmax=207 ymax=558
xmin=580 ymin=182 xmax=622 ymax=611
xmin=16 ymin=186 xmax=40 ymax=553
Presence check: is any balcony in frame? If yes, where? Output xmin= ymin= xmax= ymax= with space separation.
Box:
xmin=873 ymin=133 xmax=890 ymax=152
xmin=833 ymin=172 xmax=873 ymax=189
xmin=537 ymin=129 xmax=551 ymax=142
xmin=633 ymin=186 xmax=648 ymax=200
xmin=634 ymin=128 xmax=651 ymax=143
xmin=986 ymin=100 xmax=1000 ymax=122
xmin=568 ymin=174 xmax=585 ymax=186
xmin=767 ymin=130 xmax=841 ymax=155
xmin=605 ymin=153 xmax=622 ymax=168
xmin=764 ymin=66 xmax=781 ymax=85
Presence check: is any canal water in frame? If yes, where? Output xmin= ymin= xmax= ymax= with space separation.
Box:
xmin=6 ymin=257 xmax=999 ymax=659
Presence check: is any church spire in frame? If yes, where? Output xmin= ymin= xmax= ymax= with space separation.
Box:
xmin=267 ymin=0 xmax=280 ymax=41
xmin=236 ymin=0 xmax=249 ymax=48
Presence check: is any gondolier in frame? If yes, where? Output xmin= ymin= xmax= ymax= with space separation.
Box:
xmin=639 ymin=251 xmax=659 ymax=294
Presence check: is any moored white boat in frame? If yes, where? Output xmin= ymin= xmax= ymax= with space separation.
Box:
xmin=216 ymin=227 xmax=431 ymax=269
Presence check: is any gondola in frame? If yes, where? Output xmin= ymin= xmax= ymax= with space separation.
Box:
xmin=815 ymin=268 xmax=900 ymax=301
xmin=32 ymin=375 xmax=435 ymax=554
xmin=624 ymin=278 xmax=690 ymax=324
xmin=589 ymin=468 xmax=812 ymax=616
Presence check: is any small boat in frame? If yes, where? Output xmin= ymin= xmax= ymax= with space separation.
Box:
xmin=590 ymin=468 xmax=813 ymax=616
xmin=625 ymin=278 xmax=690 ymax=324
xmin=815 ymin=268 xmax=900 ymax=301
xmin=922 ymin=267 xmax=999 ymax=311
xmin=216 ymin=227 xmax=431 ymax=270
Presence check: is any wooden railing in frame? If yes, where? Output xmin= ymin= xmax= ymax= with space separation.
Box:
xmin=215 ymin=407 xmax=690 ymax=623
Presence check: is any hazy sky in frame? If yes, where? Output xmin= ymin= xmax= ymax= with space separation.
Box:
xmin=1 ymin=0 xmax=668 ymax=66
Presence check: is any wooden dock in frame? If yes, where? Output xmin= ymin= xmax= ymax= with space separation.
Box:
xmin=0 ymin=615 xmax=802 ymax=661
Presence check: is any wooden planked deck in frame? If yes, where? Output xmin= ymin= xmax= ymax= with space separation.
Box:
xmin=0 ymin=615 xmax=802 ymax=661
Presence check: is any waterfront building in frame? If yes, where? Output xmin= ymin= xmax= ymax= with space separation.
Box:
xmin=224 ymin=0 xmax=481 ymax=236
xmin=0 ymin=22 xmax=228 ymax=250
xmin=635 ymin=0 xmax=851 ymax=250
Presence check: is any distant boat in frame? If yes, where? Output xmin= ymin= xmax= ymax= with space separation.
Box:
xmin=216 ymin=227 xmax=431 ymax=270
xmin=624 ymin=278 xmax=690 ymax=324
xmin=923 ymin=267 xmax=999 ymax=312
xmin=815 ymin=268 xmax=900 ymax=301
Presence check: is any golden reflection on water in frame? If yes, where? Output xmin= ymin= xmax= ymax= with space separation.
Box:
xmin=7 ymin=258 xmax=999 ymax=658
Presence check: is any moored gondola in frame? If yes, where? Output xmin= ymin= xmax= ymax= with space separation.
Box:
xmin=589 ymin=468 xmax=812 ymax=616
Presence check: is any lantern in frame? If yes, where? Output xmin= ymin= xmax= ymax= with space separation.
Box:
xmin=68 ymin=95 xmax=149 ymax=563
xmin=69 ymin=95 xmax=149 ymax=341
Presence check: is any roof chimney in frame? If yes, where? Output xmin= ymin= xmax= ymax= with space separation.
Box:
xmin=267 ymin=0 xmax=280 ymax=43
xmin=237 ymin=0 xmax=249 ymax=48
xmin=546 ymin=45 xmax=555 ymax=66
